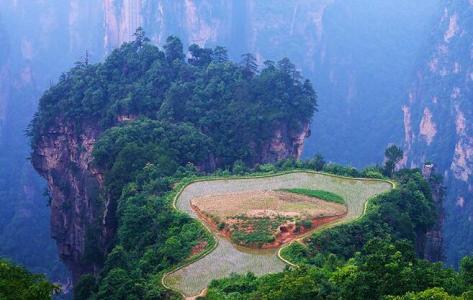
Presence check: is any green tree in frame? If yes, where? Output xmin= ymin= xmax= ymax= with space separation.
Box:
xmin=460 ymin=256 xmax=473 ymax=286
xmin=306 ymin=154 xmax=325 ymax=171
xmin=384 ymin=144 xmax=404 ymax=177
xmin=0 ymin=259 xmax=59 ymax=300
xmin=211 ymin=46 xmax=228 ymax=63
xmin=240 ymin=53 xmax=258 ymax=78
xmin=232 ymin=160 xmax=248 ymax=175
xmin=188 ymin=44 xmax=213 ymax=67
xmin=74 ymin=274 xmax=97 ymax=300
xmin=164 ymin=35 xmax=184 ymax=63
xmin=133 ymin=27 xmax=150 ymax=48
xmin=389 ymin=287 xmax=461 ymax=300
xmin=277 ymin=57 xmax=300 ymax=81
xmin=96 ymin=268 xmax=138 ymax=300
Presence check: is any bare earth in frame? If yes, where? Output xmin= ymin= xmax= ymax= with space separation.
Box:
xmin=191 ymin=190 xmax=346 ymax=220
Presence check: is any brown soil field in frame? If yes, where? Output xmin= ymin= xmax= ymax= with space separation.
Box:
xmin=191 ymin=190 xmax=346 ymax=220
xmin=191 ymin=190 xmax=347 ymax=248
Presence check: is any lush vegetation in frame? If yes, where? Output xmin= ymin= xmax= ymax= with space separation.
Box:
xmin=73 ymin=119 xmax=215 ymax=299
xmin=205 ymin=239 xmax=473 ymax=300
xmin=27 ymin=26 xmax=471 ymax=299
xmin=231 ymin=218 xmax=277 ymax=247
xmin=23 ymin=29 xmax=317 ymax=299
xmin=165 ymin=170 xmax=391 ymax=296
xmin=281 ymin=169 xmax=435 ymax=263
xmin=230 ymin=215 xmax=286 ymax=247
xmin=29 ymin=28 xmax=317 ymax=168
xmin=0 ymin=259 xmax=59 ymax=300
xmin=281 ymin=188 xmax=345 ymax=204
xmin=205 ymin=170 xmax=473 ymax=299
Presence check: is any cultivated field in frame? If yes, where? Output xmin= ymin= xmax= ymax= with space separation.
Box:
xmin=192 ymin=190 xmax=347 ymax=248
xmin=163 ymin=172 xmax=392 ymax=297
xmin=192 ymin=190 xmax=345 ymax=219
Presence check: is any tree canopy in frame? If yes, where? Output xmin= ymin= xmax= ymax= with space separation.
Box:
xmin=0 ymin=259 xmax=59 ymax=300
xmin=29 ymin=30 xmax=317 ymax=168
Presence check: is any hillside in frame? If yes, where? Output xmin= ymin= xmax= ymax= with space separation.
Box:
xmin=0 ymin=1 xmax=470 ymax=298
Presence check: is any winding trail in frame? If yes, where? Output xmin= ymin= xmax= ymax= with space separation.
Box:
xmin=162 ymin=171 xmax=393 ymax=298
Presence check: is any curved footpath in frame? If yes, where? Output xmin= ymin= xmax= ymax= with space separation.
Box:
xmin=162 ymin=171 xmax=394 ymax=298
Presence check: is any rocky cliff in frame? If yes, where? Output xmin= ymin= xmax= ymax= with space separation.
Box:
xmin=31 ymin=121 xmax=105 ymax=283
xmin=417 ymin=164 xmax=444 ymax=262
xmin=261 ymin=123 xmax=311 ymax=164
xmin=402 ymin=0 xmax=473 ymax=266
xmin=31 ymin=115 xmax=310 ymax=283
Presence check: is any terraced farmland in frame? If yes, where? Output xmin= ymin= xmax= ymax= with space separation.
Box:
xmin=192 ymin=190 xmax=347 ymax=248
xmin=163 ymin=172 xmax=393 ymax=297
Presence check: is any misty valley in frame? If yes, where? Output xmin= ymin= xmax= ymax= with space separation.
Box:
xmin=0 ymin=1 xmax=472 ymax=300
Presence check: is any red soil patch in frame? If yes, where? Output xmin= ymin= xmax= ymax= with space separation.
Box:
xmin=192 ymin=203 xmax=346 ymax=249
xmin=192 ymin=204 xmax=233 ymax=239
xmin=260 ymin=213 xmax=346 ymax=249
xmin=190 ymin=241 xmax=208 ymax=256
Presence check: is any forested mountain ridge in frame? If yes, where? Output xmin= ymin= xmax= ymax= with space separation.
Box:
xmin=29 ymin=32 xmax=316 ymax=285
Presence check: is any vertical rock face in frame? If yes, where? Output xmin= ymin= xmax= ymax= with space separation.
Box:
xmin=262 ymin=123 xmax=311 ymax=163
xmin=30 ymin=113 xmax=310 ymax=283
xmin=31 ymin=121 xmax=107 ymax=283
xmin=419 ymin=164 xmax=444 ymax=262
xmin=0 ymin=0 xmax=239 ymax=284
xmin=403 ymin=0 xmax=473 ymax=266
xmin=302 ymin=0 xmax=440 ymax=166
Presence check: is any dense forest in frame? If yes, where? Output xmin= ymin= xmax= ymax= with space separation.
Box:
xmin=5 ymin=154 xmax=473 ymax=299
xmin=206 ymin=240 xmax=473 ymax=299
xmin=29 ymin=28 xmax=316 ymax=168
xmin=3 ymin=2 xmax=472 ymax=287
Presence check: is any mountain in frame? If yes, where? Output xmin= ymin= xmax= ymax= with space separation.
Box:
xmin=402 ymin=0 xmax=473 ymax=266
xmin=29 ymin=35 xmax=316 ymax=289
